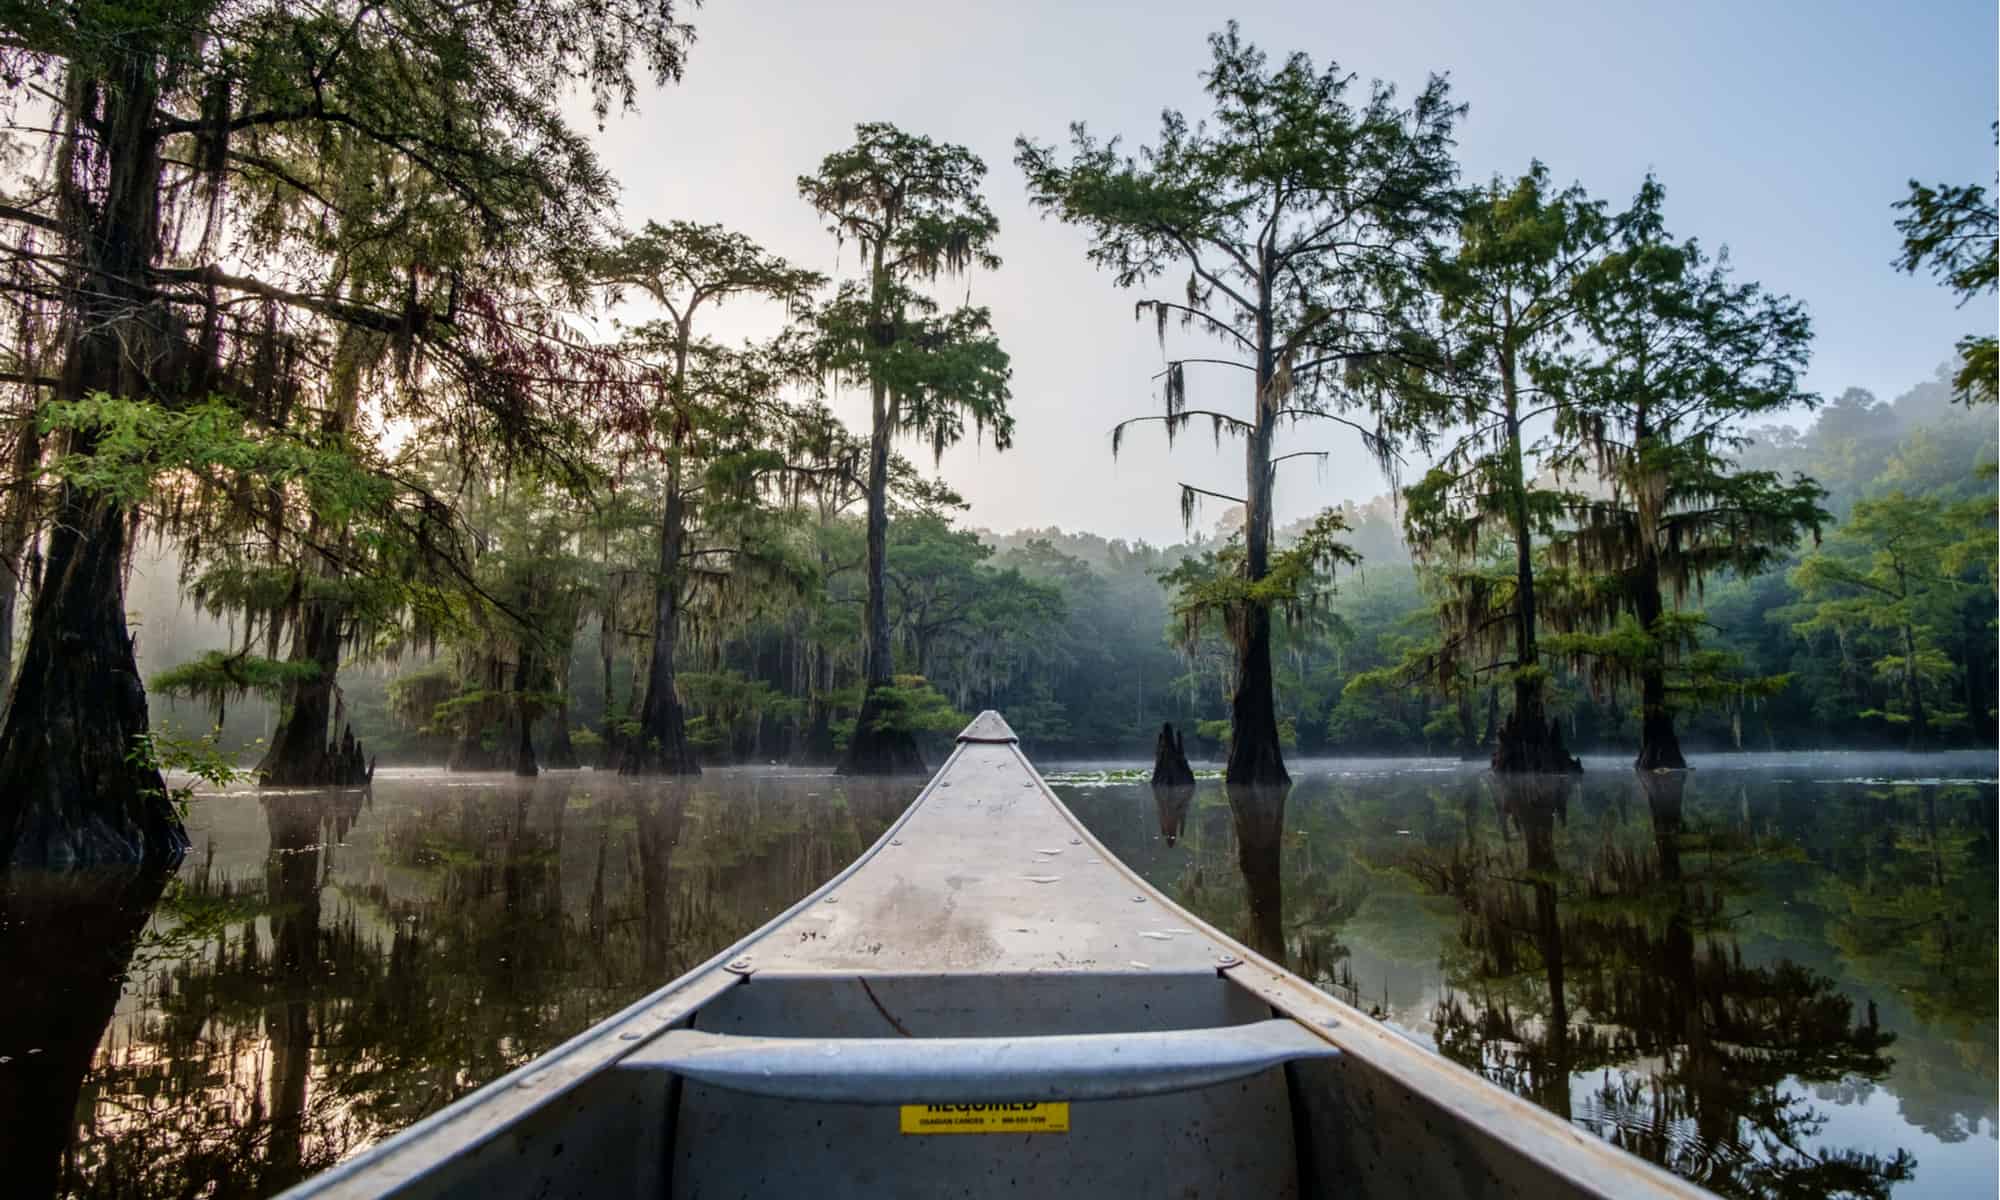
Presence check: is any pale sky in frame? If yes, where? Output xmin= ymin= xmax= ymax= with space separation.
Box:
xmin=583 ymin=0 xmax=1997 ymax=546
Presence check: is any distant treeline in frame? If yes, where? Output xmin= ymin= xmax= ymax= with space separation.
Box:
xmin=140 ymin=361 xmax=1994 ymax=764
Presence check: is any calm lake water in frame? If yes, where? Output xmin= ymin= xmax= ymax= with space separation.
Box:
xmin=1 ymin=752 xmax=1991 ymax=1199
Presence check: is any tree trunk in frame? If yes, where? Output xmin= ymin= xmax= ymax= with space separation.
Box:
xmin=544 ymin=693 xmax=580 ymax=770
xmin=1632 ymin=554 xmax=1686 ymax=770
xmin=256 ymin=568 xmax=369 ymax=787
xmin=1901 ymin=622 xmax=1930 ymax=749
xmin=1491 ymin=368 xmax=1579 ymax=774
xmin=0 ymin=60 xmax=186 ymax=866
xmin=0 ymin=412 xmax=44 ymax=715
xmin=511 ymin=647 xmax=539 ymax=778
xmin=447 ymin=652 xmax=509 ymax=771
xmin=0 ymin=865 xmax=172 ymax=1194
xmin=598 ymin=593 xmax=617 ymax=764
xmin=841 ymin=382 xmax=923 ymax=775
xmin=261 ymin=317 xmax=374 ymax=788
xmin=796 ymin=642 xmax=839 ymax=765
xmin=620 ymin=469 xmax=699 ymax=775
xmin=1227 ymin=605 xmax=1288 ymax=783
xmin=1228 ymin=266 xmax=1288 ymax=786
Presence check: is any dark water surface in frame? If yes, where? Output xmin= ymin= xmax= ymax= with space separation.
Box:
xmin=0 ymin=754 xmax=1990 ymax=1199
xmin=1053 ymin=754 xmax=1998 ymax=1200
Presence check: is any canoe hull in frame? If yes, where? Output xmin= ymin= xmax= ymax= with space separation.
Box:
xmin=280 ymin=714 xmax=1711 ymax=1200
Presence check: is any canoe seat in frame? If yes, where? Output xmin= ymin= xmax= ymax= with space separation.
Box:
xmin=618 ymin=1017 xmax=1338 ymax=1103
xmin=623 ymin=972 xmax=1323 ymax=1198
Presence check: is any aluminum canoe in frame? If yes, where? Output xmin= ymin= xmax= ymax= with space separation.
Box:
xmin=279 ymin=710 xmax=1710 ymax=1200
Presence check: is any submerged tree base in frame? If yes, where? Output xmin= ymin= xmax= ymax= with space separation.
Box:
xmin=1224 ymin=737 xmax=1291 ymax=787
xmin=618 ymin=738 xmax=702 ymax=777
xmin=1635 ymin=712 xmax=1688 ymax=771
xmin=1150 ymin=722 xmax=1196 ymax=786
xmin=0 ymin=502 xmax=188 ymax=867
xmin=839 ymin=688 xmax=926 ymax=776
xmin=1491 ymin=712 xmax=1583 ymax=774
xmin=839 ymin=729 xmax=925 ymax=775
xmin=257 ymin=724 xmax=373 ymax=788
xmin=543 ymin=724 xmax=581 ymax=770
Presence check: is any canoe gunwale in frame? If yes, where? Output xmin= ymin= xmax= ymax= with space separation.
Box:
xmin=275 ymin=740 xmax=976 ymax=1200
xmin=279 ymin=711 xmax=1717 ymax=1200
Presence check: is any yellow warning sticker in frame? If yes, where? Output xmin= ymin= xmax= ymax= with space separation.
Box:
xmin=899 ymin=1102 xmax=1070 ymax=1134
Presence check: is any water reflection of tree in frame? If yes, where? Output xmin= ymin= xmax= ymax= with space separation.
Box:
xmin=1152 ymin=782 xmax=1193 ymax=847
xmin=1414 ymin=770 xmax=1912 ymax=1200
xmin=1156 ymin=781 xmax=1363 ymax=991
xmin=67 ymin=789 xmax=367 ymax=1195
xmin=1226 ymin=783 xmax=1288 ymax=964
xmin=1813 ymin=783 xmax=1996 ymax=1145
xmin=50 ymin=772 xmax=910 ymax=1197
xmin=0 ymin=865 xmax=172 ymax=1197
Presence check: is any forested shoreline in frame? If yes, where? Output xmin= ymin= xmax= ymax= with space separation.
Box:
xmin=1 ymin=12 xmax=1993 ymax=864
xmin=134 ymin=356 xmax=1997 ymax=767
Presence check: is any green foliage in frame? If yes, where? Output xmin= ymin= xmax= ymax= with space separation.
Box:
xmin=127 ymin=728 xmax=247 ymax=818
xmin=1892 ymin=127 xmax=1998 ymax=405
xmin=152 ymin=651 xmax=322 ymax=723
xmin=854 ymin=676 xmax=965 ymax=737
xmin=1160 ymin=508 xmax=1360 ymax=652
xmin=1544 ymin=178 xmax=1828 ymax=741
xmin=679 ymin=670 xmax=805 ymax=751
xmin=43 ymin=393 xmax=394 ymax=514
xmin=800 ymin=122 xmax=1015 ymax=464
xmin=1786 ymin=490 xmax=1993 ymax=737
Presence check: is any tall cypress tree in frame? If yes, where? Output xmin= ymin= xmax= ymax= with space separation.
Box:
xmin=593 ymin=222 xmax=824 ymax=775
xmin=1549 ymin=180 xmax=1827 ymax=769
xmin=800 ymin=124 xmax=1013 ymax=776
xmin=0 ymin=0 xmax=695 ymax=864
xmin=1017 ymin=24 xmax=1461 ymax=784
xmin=1400 ymin=166 xmax=1606 ymax=772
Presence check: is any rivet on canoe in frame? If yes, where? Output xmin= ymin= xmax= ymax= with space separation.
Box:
xmin=1130 ymin=895 xmax=1146 ymax=903
xmin=824 ymin=897 xmax=839 ymax=904
xmin=890 ymin=839 xmax=903 ymax=846
xmin=726 ymin=958 xmax=753 ymax=974
xmin=1068 ymin=838 xmax=1081 ymax=845
xmin=618 ymin=1031 xmax=642 ymax=1041
xmin=1216 ymin=954 xmax=1241 ymax=968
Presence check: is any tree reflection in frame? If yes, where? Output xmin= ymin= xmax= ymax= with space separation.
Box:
xmin=1152 ymin=782 xmax=1193 ymax=847
xmin=41 ymin=771 xmax=913 ymax=1198
xmin=1416 ymin=769 xmax=1912 ymax=1200
xmin=1225 ymin=783 xmax=1289 ymax=965
xmin=0 ymin=865 xmax=172 ymax=1197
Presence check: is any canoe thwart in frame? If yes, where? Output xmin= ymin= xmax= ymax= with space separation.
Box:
xmin=619 ymin=1017 xmax=1336 ymax=1104
xmin=955 ymin=710 xmax=1019 ymax=744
